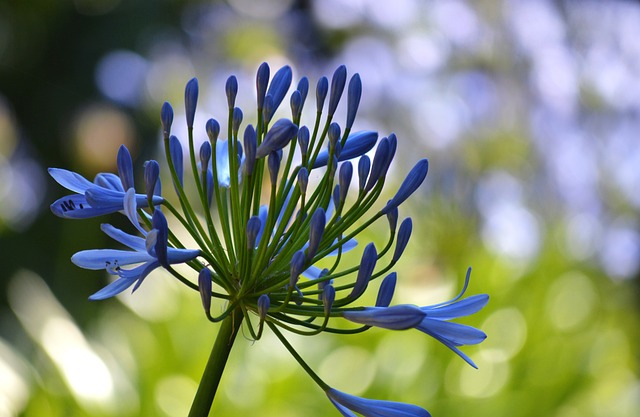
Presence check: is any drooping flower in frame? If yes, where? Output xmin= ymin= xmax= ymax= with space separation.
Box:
xmin=326 ymin=388 xmax=431 ymax=417
xmin=342 ymin=269 xmax=489 ymax=368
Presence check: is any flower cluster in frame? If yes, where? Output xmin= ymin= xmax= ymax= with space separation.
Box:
xmin=50 ymin=63 xmax=488 ymax=416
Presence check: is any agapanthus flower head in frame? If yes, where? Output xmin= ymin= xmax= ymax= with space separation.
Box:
xmin=49 ymin=63 xmax=487 ymax=416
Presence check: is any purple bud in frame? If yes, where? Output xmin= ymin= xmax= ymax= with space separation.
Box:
xmin=328 ymin=65 xmax=347 ymax=116
xmin=290 ymin=90 xmax=302 ymax=120
xmin=232 ymin=107 xmax=243 ymax=137
xmin=290 ymin=250 xmax=306 ymax=287
xmin=246 ymin=216 xmax=262 ymax=250
xmin=199 ymin=268 xmax=212 ymax=315
xmin=380 ymin=133 xmax=397 ymax=180
xmin=169 ymin=135 xmax=183 ymax=186
xmin=185 ymin=78 xmax=198 ymax=128
xmin=346 ymin=73 xmax=362 ymax=130
xmin=332 ymin=184 xmax=341 ymax=209
xmin=339 ymin=161 xmax=353 ymax=204
xmin=268 ymin=151 xmax=280 ymax=186
xmin=386 ymin=205 xmax=398 ymax=234
xmin=323 ymin=284 xmax=335 ymax=316
xmin=349 ymin=243 xmax=377 ymax=299
xmin=316 ymin=76 xmax=329 ymax=111
xmin=375 ymin=272 xmax=397 ymax=307
xmin=364 ymin=138 xmax=389 ymax=192
xmin=256 ymin=62 xmax=270 ymax=109
xmin=297 ymin=76 xmax=309 ymax=108
xmin=243 ymin=124 xmax=257 ymax=176
xmin=144 ymin=160 xmax=160 ymax=202
xmin=392 ymin=218 xmax=413 ymax=263
xmin=256 ymin=119 xmax=299 ymax=159
xmin=262 ymin=94 xmax=274 ymax=126
xmin=265 ymin=65 xmax=292 ymax=119
xmin=306 ymin=208 xmax=326 ymax=261
xmin=312 ymin=131 xmax=377 ymax=169
xmin=161 ymin=102 xmax=174 ymax=137
xmin=297 ymin=167 xmax=309 ymax=195
xmin=298 ymin=126 xmax=310 ymax=159
xmin=328 ymin=122 xmax=341 ymax=149
xmin=151 ymin=209 xmax=169 ymax=268
xmin=226 ymin=75 xmax=238 ymax=109
xmin=117 ymin=145 xmax=134 ymax=191
xmin=206 ymin=118 xmax=220 ymax=142
xmin=200 ymin=141 xmax=212 ymax=169
xmin=381 ymin=159 xmax=429 ymax=215
xmin=257 ymin=294 xmax=270 ymax=320
xmin=358 ymin=155 xmax=371 ymax=191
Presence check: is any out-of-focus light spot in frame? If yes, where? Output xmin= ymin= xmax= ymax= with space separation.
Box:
xmin=227 ymin=0 xmax=294 ymax=20
xmin=531 ymin=46 xmax=578 ymax=115
xmin=0 ymin=155 xmax=45 ymax=231
xmin=481 ymin=201 xmax=541 ymax=261
xmin=545 ymin=272 xmax=597 ymax=331
xmin=507 ymin=0 xmax=565 ymax=53
xmin=480 ymin=307 xmax=527 ymax=362
xmin=72 ymin=104 xmax=136 ymax=173
xmin=7 ymin=270 xmax=134 ymax=413
xmin=312 ymin=0 xmax=366 ymax=29
xmin=319 ymin=346 xmax=376 ymax=395
xmin=117 ymin=270 xmax=180 ymax=322
xmin=475 ymin=171 xmax=524 ymax=217
xmin=599 ymin=221 xmax=640 ymax=279
xmin=606 ymin=123 xmax=640 ymax=208
xmin=397 ymin=32 xmax=449 ymax=73
xmin=431 ymin=0 xmax=481 ymax=48
xmin=0 ymin=339 xmax=30 ymax=417
xmin=364 ymin=0 xmax=419 ymax=31
xmin=145 ymin=51 xmax=195 ymax=104
xmin=564 ymin=212 xmax=602 ymax=260
xmin=412 ymin=95 xmax=467 ymax=149
xmin=96 ymin=50 xmax=149 ymax=106
xmin=74 ymin=0 xmax=121 ymax=16
xmin=447 ymin=357 xmax=510 ymax=398
xmin=41 ymin=318 xmax=114 ymax=401
xmin=587 ymin=328 xmax=631 ymax=378
xmin=155 ymin=375 xmax=197 ymax=417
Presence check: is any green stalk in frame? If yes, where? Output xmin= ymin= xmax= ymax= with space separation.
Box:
xmin=188 ymin=307 xmax=243 ymax=417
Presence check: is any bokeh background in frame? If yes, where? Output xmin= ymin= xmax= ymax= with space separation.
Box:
xmin=1 ymin=0 xmax=639 ymax=416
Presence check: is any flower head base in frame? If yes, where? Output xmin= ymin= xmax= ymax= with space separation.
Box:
xmin=49 ymin=63 xmax=487 ymax=416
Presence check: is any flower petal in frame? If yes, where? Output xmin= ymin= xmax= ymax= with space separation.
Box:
xmin=89 ymin=275 xmax=139 ymax=300
xmin=166 ymin=247 xmax=201 ymax=264
xmin=343 ymin=305 xmax=425 ymax=330
xmin=423 ymin=294 xmax=489 ymax=320
xmin=417 ymin=319 xmax=487 ymax=346
xmin=48 ymin=168 xmax=95 ymax=193
xmin=326 ymin=388 xmax=431 ymax=417
xmin=50 ymin=195 xmax=115 ymax=219
xmin=71 ymin=249 xmax=153 ymax=270
xmin=94 ymin=173 xmax=125 ymax=192
xmin=100 ymin=223 xmax=146 ymax=251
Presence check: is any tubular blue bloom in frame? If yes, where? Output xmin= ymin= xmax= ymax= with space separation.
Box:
xmin=265 ymin=65 xmax=293 ymax=120
xmin=185 ymin=77 xmax=198 ymax=128
xmin=209 ymin=139 xmax=245 ymax=188
xmin=160 ymin=101 xmax=173 ymax=137
xmin=226 ymin=75 xmax=238 ymax=109
xmin=346 ymin=73 xmax=362 ymax=130
xmin=169 ymin=135 xmax=184 ymax=186
xmin=326 ymin=388 xmax=431 ymax=417
xmin=381 ymin=159 xmax=429 ymax=215
xmin=364 ymin=137 xmax=390 ymax=192
xmin=256 ymin=62 xmax=270 ymax=109
xmin=206 ymin=118 xmax=220 ymax=142
xmin=199 ymin=268 xmax=213 ymax=315
xmin=255 ymin=119 xmax=299 ymax=159
xmin=71 ymin=199 xmax=199 ymax=300
xmin=358 ymin=155 xmax=371 ymax=191
xmin=313 ymin=131 xmax=378 ymax=168
xmin=375 ymin=272 xmax=397 ymax=308
xmin=392 ymin=218 xmax=413 ymax=263
xmin=49 ymin=151 xmax=163 ymax=219
xmin=342 ymin=272 xmax=489 ymax=368
xmin=316 ymin=76 xmax=329 ymax=111
xmin=328 ymin=65 xmax=347 ymax=116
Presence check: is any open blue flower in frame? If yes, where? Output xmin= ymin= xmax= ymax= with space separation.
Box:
xmin=342 ymin=271 xmax=488 ymax=368
xmin=49 ymin=145 xmax=163 ymax=219
xmin=71 ymin=190 xmax=199 ymax=300
xmin=326 ymin=388 xmax=431 ymax=417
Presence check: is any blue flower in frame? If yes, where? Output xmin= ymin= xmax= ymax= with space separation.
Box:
xmin=71 ymin=190 xmax=199 ymax=300
xmin=342 ymin=270 xmax=488 ymax=368
xmin=326 ymin=388 xmax=431 ymax=417
xmin=49 ymin=145 xmax=163 ymax=219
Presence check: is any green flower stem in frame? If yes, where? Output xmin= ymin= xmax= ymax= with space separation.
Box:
xmin=188 ymin=307 xmax=244 ymax=417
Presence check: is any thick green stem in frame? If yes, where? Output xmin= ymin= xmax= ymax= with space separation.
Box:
xmin=188 ymin=308 xmax=243 ymax=417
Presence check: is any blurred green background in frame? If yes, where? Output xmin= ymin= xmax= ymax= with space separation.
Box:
xmin=1 ymin=0 xmax=639 ymax=416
